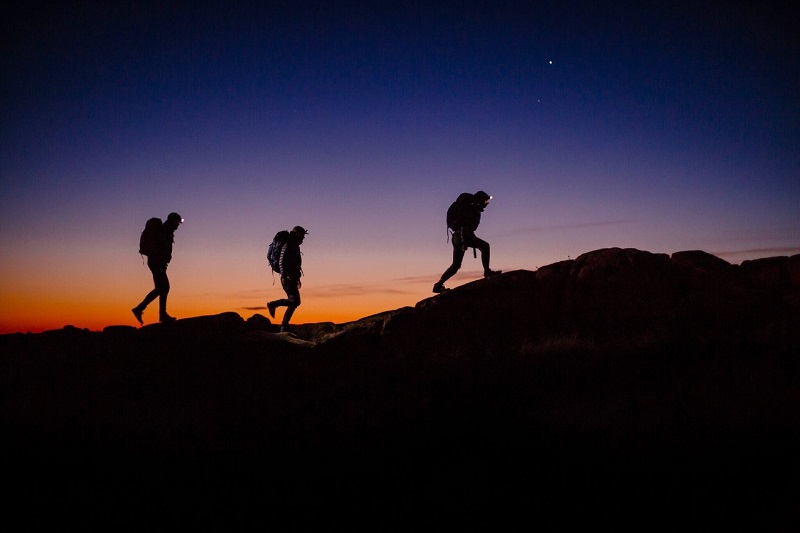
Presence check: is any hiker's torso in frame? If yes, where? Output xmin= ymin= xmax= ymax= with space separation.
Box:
xmin=279 ymin=240 xmax=302 ymax=278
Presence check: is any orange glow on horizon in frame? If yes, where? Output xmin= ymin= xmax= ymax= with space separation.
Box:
xmin=0 ymin=292 xmax=424 ymax=334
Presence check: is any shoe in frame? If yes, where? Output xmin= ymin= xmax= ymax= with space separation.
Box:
xmin=432 ymin=282 xmax=448 ymax=294
xmin=160 ymin=314 xmax=176 ymax=323
xmin=132 ymin=307 xmax=143 ymax=325
xmin=484 ymin=269 xmax=502 ymax=278
xmin=267 ymin=301 xmax=276 ymax=319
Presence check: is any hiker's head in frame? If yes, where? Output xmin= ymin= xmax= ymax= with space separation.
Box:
xmin=474 ymin=191 xmax=491 ymax=210
xmin=166 ymin=212 xmax=183 ymax=230
xmin=291 ymin=225 xmax=308 ymax=243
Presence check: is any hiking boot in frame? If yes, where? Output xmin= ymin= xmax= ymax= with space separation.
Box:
xmin=160 ymin=313 xmax=176 ymax=323
xmin=432 ymin=282 xmax=448 ymax=293
xmin=484 ymin=269 xmax=502 ymax=278
xmin=132 ymin=307 xmax=144 ymax=325
xmin=267 ymin=301 xmax=277 ymax=319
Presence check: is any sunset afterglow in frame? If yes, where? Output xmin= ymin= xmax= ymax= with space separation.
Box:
xmin=2 ymin=2 xmax=797 ymax=333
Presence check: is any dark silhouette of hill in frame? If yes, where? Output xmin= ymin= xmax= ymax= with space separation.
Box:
xmin=2 ymin=248 xmax=799 ymax=529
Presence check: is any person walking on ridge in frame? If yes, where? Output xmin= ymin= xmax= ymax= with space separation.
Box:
xmin=433 ymin=191 xmax=501 ymax=293
xmin=267 ymin=226 xmax=308 ymax=332
xmin=132 ymin=212 xmax=183 ymax=324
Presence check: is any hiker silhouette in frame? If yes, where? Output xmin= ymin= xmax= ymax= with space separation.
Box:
xmin=433 ymin=191 xmax=501 ymax=293
xmin=267 ymin=226 xmax=308 ymax=332
xmin=132 ymin=212 xmax=183 ymax=325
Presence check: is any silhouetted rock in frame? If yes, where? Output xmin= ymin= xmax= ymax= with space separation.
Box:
xmin=671 ymin=249 xmax=731 ymax=273
xmin=1 ymin=248 xmax=798 ymax=529
xmin=103 ymin=324 xmax=138 ymax=335
xmin=245 ymin=312 xmax=272 ymax=330
xmin=741 ymin=254 xmax=800 ymax=292
xmin=239 ymin=329 xmax=318 ymax=348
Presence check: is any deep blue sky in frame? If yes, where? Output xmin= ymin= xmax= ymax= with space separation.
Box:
xmin=2 ymin=1 xmax=798 ymax=331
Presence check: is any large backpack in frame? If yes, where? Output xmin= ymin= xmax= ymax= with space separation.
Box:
xmin=267 ymin=230 xmax=290 ymax=274
xmin=446 ymin=192 xmax=474 ymax=231
xmin=139 ymin=217 xmax=163 ymax=257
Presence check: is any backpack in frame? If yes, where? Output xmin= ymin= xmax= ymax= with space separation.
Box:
xmin=267 ymin=230 xmax=290 ymax=274
xmin=139 ymin=217 xmax=163 ymax=257
xmin=446 ymin=192 xmax=474 ymax=230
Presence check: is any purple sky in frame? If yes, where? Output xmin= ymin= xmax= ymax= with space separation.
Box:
xmin=2 ymin=1 xmax=798 ymax=331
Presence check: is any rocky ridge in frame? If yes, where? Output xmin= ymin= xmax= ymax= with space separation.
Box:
xmin=2 ymin=247 xmax=799 ymax=529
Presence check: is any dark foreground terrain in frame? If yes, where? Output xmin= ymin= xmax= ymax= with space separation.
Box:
xmin=2 ymin=248 xmax=799 ymax=529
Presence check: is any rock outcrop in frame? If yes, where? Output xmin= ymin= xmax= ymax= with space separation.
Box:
xmin=321 ymin=247 xmax=799 ymax=361
xmin=1 ymin=248 xmax=798 ymax=529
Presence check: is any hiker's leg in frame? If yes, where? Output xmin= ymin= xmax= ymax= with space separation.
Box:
xmin=280 ymin=278 xmax=301 ymax=326
xmin=283 ymin=295 xmax=300 ymax=326
xmin=283 ymin=305 xmax=296 ymax=325
xmin=280 ymin=278 xmax=301 ymax=305
xmin=138 ymin=288 xmax=158 ymax=310
xmin=472 ymin=236 xmax=491 ymax=272
xmin=150 ymin=263 xmax=170 ymax=317
xmin=159 ymin=291 xmax=169 ymax=317
xmin=157 ymin=275 xmax=170 ymax=315
xmin=138 ymin=260 xmax=167 ymax=310
xmin=439 ymin=242 xmax=466 ymax=284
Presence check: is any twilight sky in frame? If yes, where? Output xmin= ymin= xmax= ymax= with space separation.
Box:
xmin=2 ymin=1 xmax=798 ymax=332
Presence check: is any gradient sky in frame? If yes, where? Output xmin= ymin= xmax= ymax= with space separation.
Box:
xmin=2 ymin=1 xmax=798 ymax=333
